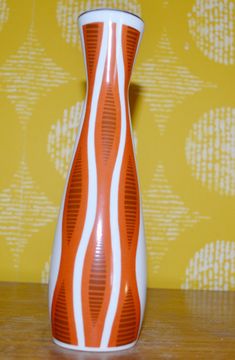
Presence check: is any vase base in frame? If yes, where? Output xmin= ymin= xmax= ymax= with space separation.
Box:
xmin=53 ymin=338 xmax=137 ymax=352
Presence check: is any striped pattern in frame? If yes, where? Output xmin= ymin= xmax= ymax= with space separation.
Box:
xmin=64 ymin=148 xmax=83 ymax=243
xmin=83 ymin=24 xmax=103 ymax=82
xmin=51 ymin=22 xmax=104 ymax=346
xmin=88 ymin=241 xmax=107 ymax=323
xmin=123 ymin=26 xmax=140 ymax=80
xmin=108 ymin=26 xmax=141 ymax=347
xmin=53 ymin=282 xmax=71 ymax=343
xmin=49 ymin=17 xmax=145 ymax=350
xmin=125 ymin=156 xmax=139 ymax=248
xmin=117 ymin=289 xmax=137 ymax=345
xmin=101 ymin=84 xmax=117 ymax=163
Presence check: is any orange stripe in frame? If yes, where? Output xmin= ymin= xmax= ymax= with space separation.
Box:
xmin=108 ymin=25 xmax=141 ymax=347
xmin=122 ymin=26 xmax=140 ymax=87
xmin=81 ymin=23 xmax=122 ymax=347
xmin=51 ymin=23 xmax=104 ymax=345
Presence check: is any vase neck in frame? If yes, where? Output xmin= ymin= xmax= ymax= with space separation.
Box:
xmin=79 ymin=10 xmax=144 ymax=89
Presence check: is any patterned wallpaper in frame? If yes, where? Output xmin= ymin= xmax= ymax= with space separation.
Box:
xmin=1 ymin=0 xmax=235 ymax=289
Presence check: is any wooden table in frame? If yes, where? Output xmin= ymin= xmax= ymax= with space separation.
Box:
xmin=0 ymin=282 xmax=235 ymax=359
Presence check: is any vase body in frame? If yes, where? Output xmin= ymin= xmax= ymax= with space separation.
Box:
xmin=49 ymin=9 xmax=146 ymax=352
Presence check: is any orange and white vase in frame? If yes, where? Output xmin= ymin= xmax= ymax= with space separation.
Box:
xmin=49 ymin=9 xmax=146 ymax=352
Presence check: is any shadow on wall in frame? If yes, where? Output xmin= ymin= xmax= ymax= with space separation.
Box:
xmin=129 ymin=82 xmax=143 ymax=129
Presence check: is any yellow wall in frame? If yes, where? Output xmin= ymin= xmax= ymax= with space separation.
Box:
xmin=1 ymin=0 xmax=235 ymax=289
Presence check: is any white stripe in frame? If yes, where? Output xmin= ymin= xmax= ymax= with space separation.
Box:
xmin=100 ymin=22 xmax=126 ymax=347
xmin=73 ymin=22 xmax=109 ymax=346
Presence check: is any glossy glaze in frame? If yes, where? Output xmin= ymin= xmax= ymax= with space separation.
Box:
xmin=49 ymin=9 xmax=146 ymax=352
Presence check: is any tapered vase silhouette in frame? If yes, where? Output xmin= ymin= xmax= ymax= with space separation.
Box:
xmin=49 ymin=8 xmax=146 ymax=352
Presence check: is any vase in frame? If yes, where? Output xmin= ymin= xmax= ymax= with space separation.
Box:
xmin=49 ymin=8 xmax=146 ymax=352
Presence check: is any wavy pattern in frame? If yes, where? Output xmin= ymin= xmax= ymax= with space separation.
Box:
xmin=51 ymin=22 xmax=104 ymax=346
xmin=116 ymin=289 xmax=137 ymax=345
xmin=1 ymin=0 xmax=234 ymax=302
xmin=100 ymin=21 xmax=127 ymax=347
xmin=53 ymin=281 xmax=71 ymax=343
xmin=123 ymin=26 xmax=140 ymax=81
xmin=50 ymin=16 xmax=144 ymax=349
xmin=125 ymin=156 xmax=139 ymax=248
xmin=64 ymin=147 xmax=83 ymax=243
xmin=108 ymin=24 xmax=141 ymax=347
xmin=101 ymin=84 xmax=117 ymax=163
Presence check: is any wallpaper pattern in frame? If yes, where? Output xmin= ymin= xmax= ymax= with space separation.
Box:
xmin=0 ymin=0 xmax=234 ymax=289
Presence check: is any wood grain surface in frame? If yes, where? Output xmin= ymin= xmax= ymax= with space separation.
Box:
xmin=0 ymin=282 xmax=235 ymax=359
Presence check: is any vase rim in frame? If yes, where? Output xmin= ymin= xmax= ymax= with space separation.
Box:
xmin=78 ymin=8 xmax=144 ymax=24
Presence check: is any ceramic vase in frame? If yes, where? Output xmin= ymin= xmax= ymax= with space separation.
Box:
xmin=49 ymin=8 xmax=146 ymax=352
